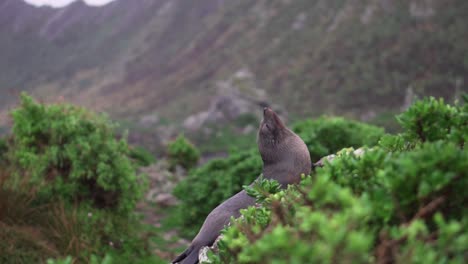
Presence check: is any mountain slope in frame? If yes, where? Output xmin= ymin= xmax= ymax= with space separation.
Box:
xmin=0 ymin=0 xmax=467 ymax=124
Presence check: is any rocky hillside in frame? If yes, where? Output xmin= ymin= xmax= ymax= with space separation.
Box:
xmin=1 ymin=0 xmax=467 ymax=126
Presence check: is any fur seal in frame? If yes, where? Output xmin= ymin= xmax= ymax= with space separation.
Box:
xmin=172 ymin=107 xmax=311 ymax=264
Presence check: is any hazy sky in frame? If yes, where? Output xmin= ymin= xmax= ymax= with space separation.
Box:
xmin=24 ymin=0 xmax=115 ymax=7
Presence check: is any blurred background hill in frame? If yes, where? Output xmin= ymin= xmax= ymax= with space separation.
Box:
xmin=1 ymin=0 xmax=467 ymax=151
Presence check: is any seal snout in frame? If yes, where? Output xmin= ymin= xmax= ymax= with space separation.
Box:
xmin=263 ymin=107 xmax=273 ymax=116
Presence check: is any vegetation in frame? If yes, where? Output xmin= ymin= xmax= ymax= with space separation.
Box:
xmin=128 ymin=146 xmax=156 ymax=167
xmin=0 ymin=94 xmax=157 ymax=264
xmin=173 ymin=116 xmax=385 ymax=236
xmin=2 ymin=1 xmax=467 ymax=262
xmin=1 ymin=91 xmax=466 ymax=264
xmin=293 ymin=116 xmax=385 ymax=162
xmin=167 ymin=134 xmax=200 ymax=171
xmin=8 ymin=94 xmax=146 ymax=214
xmin=207 ymin=96 xmax=468 ymax=263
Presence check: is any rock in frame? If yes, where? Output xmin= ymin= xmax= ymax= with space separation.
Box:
xmin=138 ymin=113 xmax=159 ymax=127
xmin=314 ymin=154 xmax=336 ymax=167
xmin=314 ymin=148 xmax=368 ymax=168
xmin=410 ymin=1 xmax=435 ymax=18
xmin=242 ymin=124 xmax=256 ymax=135
xmin=199 ymin=247 xmax=212 ymax=263
xmin=155 ymin=193 xmax=178 ymax=207
xmin=199 ymin=235 xmax=223 ymax=263
xmin=361 ymin=3 xmax=376 ymax=24
xmin=183 ymin=68 xmax=278 ymax=132
xmin=360 ymin=110 xmax=376 ymax=122
xmin=353 ymin=148 xmax=366 ymax=157
xmin=292 ymin=12 xmax=307 ymax=30
xmin=140 ymin=160 xmax=185 ymax=207
xmin=401 ymin=86 xmax=415 ymax=111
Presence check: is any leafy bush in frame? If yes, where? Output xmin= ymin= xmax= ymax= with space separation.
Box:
xmin=0 ymin=95 xmax=155 ymax=263
xmin=8 ymin=93 xmax=146 ymax=213
xmin=212 ymin=176 xmax=374 ymax=263
xmin=128 ymin=146 xmax=155 ymax=167
xmin=381 ymin=96 xmax=467 ymax=152
xmin=293 ymin=116 xmax=385 ymax=162
xmin=47 ymin=255 xmax=113 ymax=264
xmin=208 ymin=96 xmax=468 ymax=263
xmin=167 ymin=134 xmax=200 ymax=171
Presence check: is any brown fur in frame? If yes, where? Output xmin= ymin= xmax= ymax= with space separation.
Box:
xmin=172 ymin=107 xmax=311 ymax=264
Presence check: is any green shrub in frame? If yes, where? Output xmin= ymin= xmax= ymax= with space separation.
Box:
xmin=167 ymin=134 xmax=200 ymax=171
xmin=9 ymin=93 xmax=146 ymax=213
xmin=209 ymin=97 xmax=468 ymax=263
xmin=1 ymin=167 xmax=153 ymax=264
xmin=128 ymin=146 xmax=155 ymax=167
xmin=397 ymin=97 xmax=462 ymax=143
xmin=293 ymin=116 xmax=385 ymax=162
xmin=47 ymin=254 xmax=113 ymax=264
xmin=1 ymin=94 xmax=162 ymax=264
xmin=211 ymin=142 xmax=468 ymax=263
xmin=389 ymin=215 xmax=468 ymax=263
xmin=381 ymin=96 xmax=467 ymax=152
xmin=212 ymin=176 xmax=374 ymax=263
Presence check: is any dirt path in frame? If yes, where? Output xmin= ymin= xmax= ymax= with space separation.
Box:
xmin=135 ymin=162 xmax=190 ymax=260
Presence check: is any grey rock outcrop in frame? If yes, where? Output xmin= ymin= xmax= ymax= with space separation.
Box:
xmin=183 ymin=68 xmax=284 ymax=131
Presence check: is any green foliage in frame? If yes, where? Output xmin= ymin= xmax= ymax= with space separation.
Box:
xmin=244 ymin=175 xmax=282 ymax=203
xmin=167 ymin=134 xmax=200 ymax=171
xmin=8 ymin=93 xmax=146 ymax=213
xmin=209 ymin=97 xmax=468 ymax=263
xmin=381 ymin=96 xmax=467 ymax=152
xmin=293 ymin=116 xmax=385 ymax=162
xmin=0 ymin=95 xmax=159 ymax=264
xmin=48 ymin=254 xmax=113 ymax=264
xmin=320 ymin=147 xmax=389 ymax=195
xmin=0 ymin=137 xmax=8 ymax=165
xmin=47 ymin=256 xmax=74 ymax=264
xmin=128 ymin=146 xmax=155 ymax=167
xmin=213 ymin=176 xmax=374 ymax=263
xmin=390 ymin=215 xmax=468 ymax=264
xmin=397 ymin=97 xmax=466 ymax=144
xmin=173 ymin=149 xmax=262 ymax=236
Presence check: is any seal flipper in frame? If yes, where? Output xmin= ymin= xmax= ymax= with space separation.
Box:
xmin=172 ymin=245 xmax=193 ymax=263
xmin=172 ymin=245 xmax=202 ymax=264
